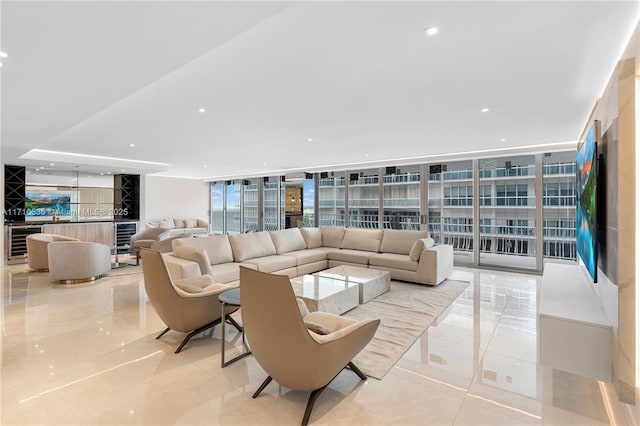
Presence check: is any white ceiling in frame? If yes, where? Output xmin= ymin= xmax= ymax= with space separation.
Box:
xmin=2 ymin=1 xmax=638 ymax=180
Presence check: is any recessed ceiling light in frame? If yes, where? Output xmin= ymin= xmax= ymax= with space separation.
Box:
xmin=100 ymin=173 xmax=104 ymax=176
xmin=121 ymin=169 xmax=126 ymax=172
xmin=0 ymin=63 xmax=4 ymax=68
xmin=364 ymin=154 xmax=369 ymax=157
xmin=50 ymin=163 xmax=55 ymax=166
xmin=0 ymin=51 xmax=8 ymax=58
xmin=129 ymin=143 xmax=135 ymax=147
xmin=198 ymin=108 xmax=206 ymax=113
xmin=263 ymin=163 xmax=267 ymax=166
xmin=87 ymin=176 xmax=92 ymax=178
xmin=203 ymin=165 xmax=207 ymax=168
xmin=307 ymin=138 xmax=313 ymax=142
xmin=425 ymin=26 xmax=438 ymax=36
xmin=480 ymin=107 xmax=490 ymax=113
xmin=500 ymin=138 xmax=506 ymax=142
xmin=107 ymin=171 xmax=112 ymax=174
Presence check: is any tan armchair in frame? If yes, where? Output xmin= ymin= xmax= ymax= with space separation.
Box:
xmin=141 ymin=249 xmax=239 ymax=353
xmin=26 ymin=233 xmax=79 ymax=271
xmin=48 ymin=241 xmax=111 ymax=283
xmin=240 ymin=267 xmax=380 ymax=425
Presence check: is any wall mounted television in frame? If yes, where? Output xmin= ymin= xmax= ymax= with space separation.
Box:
xmin=25 ymin=191 xmax=71 ymax=219
xmin=576 ymin=121 xmax=599 ymax=282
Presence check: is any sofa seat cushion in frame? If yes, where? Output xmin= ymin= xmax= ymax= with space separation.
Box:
xmin=327 ymin=249 xmax=374 ymax=265
xmin=229 ymin=232 xmax=277 ymax=262
xmin=209 ymin=262 xmax=242 ymax=284
xmin=380 ymin=229 xmax=429 ymax=255
xmin=281 ymin=248 xmax=328 ymax=265
xmin=270 ymin=228 xmax=306 ymax=254
xmin=341 ymin=228 xmax=383 ymax=253
xmin=131 ymin=239 xmax=156 ymax=249
xmin=241 ymin=255 xmax=297 ymax=273
xmin=369 ymin=253 xmax=418 ymax=271
xmin=173 ymin=234 xmax=234 ymax=265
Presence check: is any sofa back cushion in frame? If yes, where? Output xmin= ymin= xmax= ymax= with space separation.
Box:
xmin=321 ymin=226 xmax=346 ymax=248
xmin=380 ymin=229 xmax=429 ymax=255
xmin=409 ymin=237 xmax=435 ymax=261
xmin=185 ymin=218 xmax=198 ymax=228
xmin=270 ymin=228 xmax=307 ymax=254
xmin=173 ymin=219 xmax=186 ymax=228
xmin=172 ymin=234 xmax=233 ymax=265
xmin=229 ymin=232 xmax=277 ymax=261
xmin=300 ymin=227 xmax=322 ymax=249
xmin=158 ymin=219 xmax=175 ymax=229
xmin=341 ymin=228 xmax=383 ymax=252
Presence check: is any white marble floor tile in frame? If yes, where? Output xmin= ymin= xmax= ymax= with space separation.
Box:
xmin=1 ymin=264 xmax=636 ymax=425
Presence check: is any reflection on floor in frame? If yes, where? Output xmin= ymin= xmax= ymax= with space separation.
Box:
xmin=2 ymin=261 xmax=638 ymax=425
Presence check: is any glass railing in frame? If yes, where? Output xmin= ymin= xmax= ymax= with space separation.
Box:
xmin=383 ymin=173 xmax=420 ymax=184
xmin=348 ymin=199 xmax=379 ymax=207
xmin=543 ymin=162 xmax=576 ymax=176
xmin=383 ymin=198 xmax=420 ymax=207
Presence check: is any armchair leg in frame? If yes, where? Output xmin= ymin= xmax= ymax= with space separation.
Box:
xmin=301 ymin=385 xmax=329 ymax=426
xmin=156 ymin=327 xmax=170 ymax=339
xmin=174 ymin=318 xmax=221 ymax=354
xmin=252 ymin=376 xmax=273 ymax=398
xmin=346 ymin=361 xmax=367 ymax=380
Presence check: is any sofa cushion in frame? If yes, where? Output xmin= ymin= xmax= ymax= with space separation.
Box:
xmin=270 ymin=228 xmax=307 ymax=254
xmin=300 ymin=227 xmax=322 ymax=249
xmin=172 ymin=246 xmax=213 ymax=275
xmin=172 ymin=234 xmax=234 ymax=265
xmin=173 ymin=219 xmax=186 ymax=228
xmin=210 ymin=262 xmax=242 ymax=283
xmin=380 ymin=229 xmax=429 ymax=255
xmin=159 ymin=219 xmax=175 ymax=229
xmin=409 ymin=238 xmax=435 ymax=261
xmin=185 ymin=218 xmax=198 ymax=228
xmin=369 ymin=253 xmax=418 ymax=271
xmin=229 ymin=232 xmax=277 ymax=262
xmin=241 ymin=255 xmax=297 ymax=273
xmin=321 ymin=226 xmax=346 ymax=248
xmin=327 ymin=248 xmax=373 ymax=265
xmin=281 ymin=248 xmax=328 ymax=265
xmin=341 ymin=228 xmax=383 ymax=253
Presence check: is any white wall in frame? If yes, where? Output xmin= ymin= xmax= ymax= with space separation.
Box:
xmin=141 ymin=175 xmax=209 ymax=226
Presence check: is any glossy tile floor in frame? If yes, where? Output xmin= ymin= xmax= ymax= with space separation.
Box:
xmin=2 ymin=260 xmax=639 ymax=425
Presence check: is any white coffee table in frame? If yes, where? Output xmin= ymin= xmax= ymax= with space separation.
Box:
xmin=289 ymin=275 xmax=359 ymax=315
xmin=315 ymin=265 xmax=391 ymax=304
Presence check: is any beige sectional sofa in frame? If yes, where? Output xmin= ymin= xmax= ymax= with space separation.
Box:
xmin=130 ymin=218 xmax=209 ymax=252
xmin=164 ymin=227 xmax=453 ymax=287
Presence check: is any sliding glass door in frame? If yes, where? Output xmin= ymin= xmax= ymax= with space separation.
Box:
xmin=478 ymin=155 xmax=537 ymax=270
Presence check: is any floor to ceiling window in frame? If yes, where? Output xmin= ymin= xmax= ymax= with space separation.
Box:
xmin=210 ymin=182 xmax=224 ymax=234
xmin=243 ymin=178 xmax=259 ymax=232
xmin=383 ymin=165 xmax=421 ymax=230
xmin=225 ymin=180 xmax=241 ymax=234
xmin=428 ymin=160 xmax=474 ymax=265
xmin=348 ymin=168 xmax=379 ymax=229
xmin=263 ymin=176 xmax=280 ymax=231
xmin=478 ymin=155 xmax=537 ymax=270
xmin=318 ymin=171 xmax=346 ymax=226
xmin=208 ymin=149 xmax=576 ymax=271
xmin=302 ymin=174 xmax=315 ymax=227
xmin=543 ymin=151 xmax=577 ymax=261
